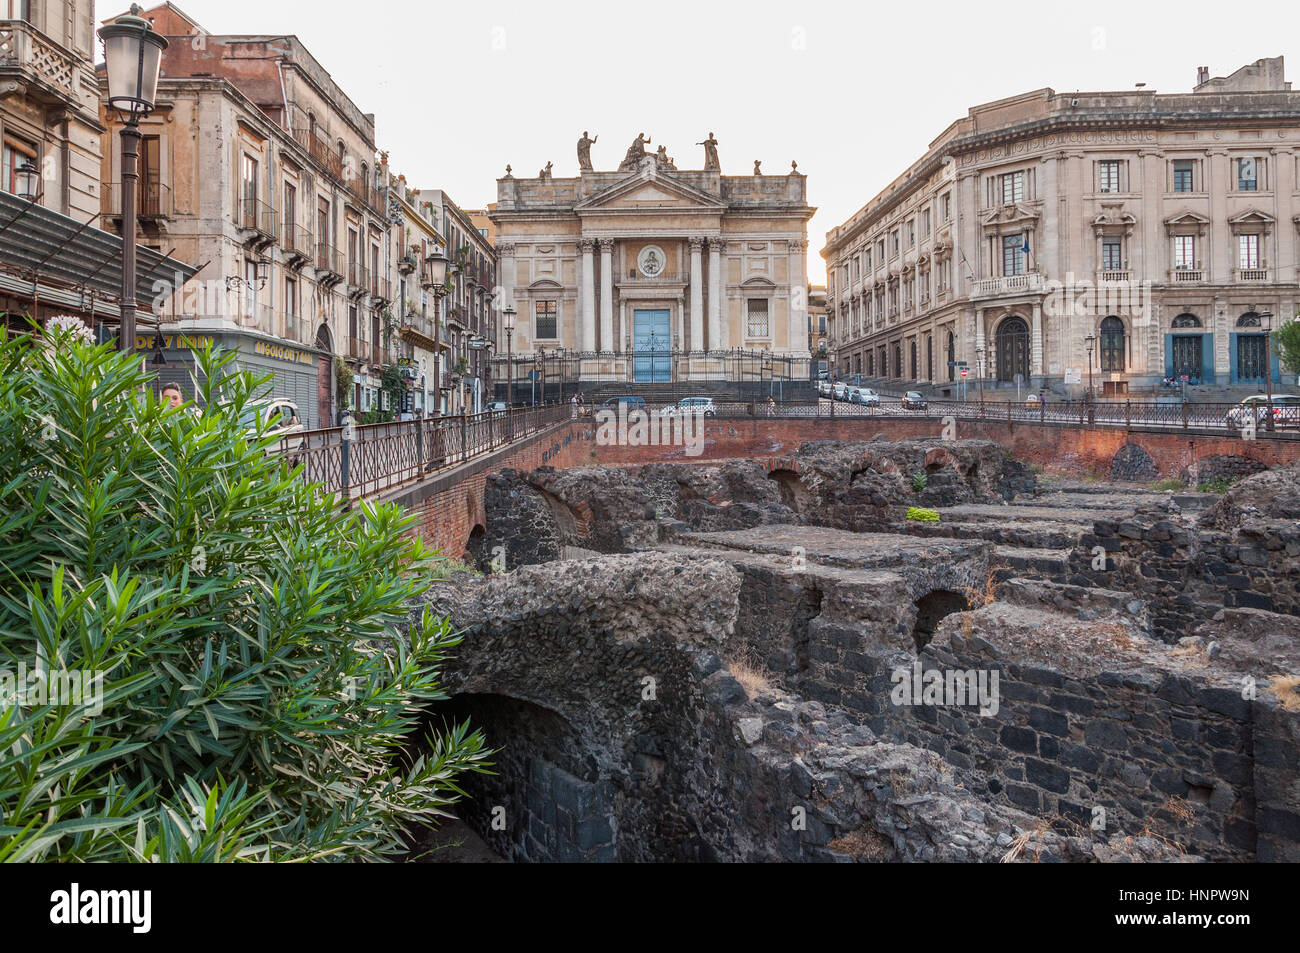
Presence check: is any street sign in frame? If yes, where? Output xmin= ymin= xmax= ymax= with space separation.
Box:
xmin=468 ymin=339 xmax=488 ymax=349
xmin=960 ymin=368 xmax=969 ymax=378
xmin=948 ymin=361 xmax=968 ymax=367
xmin=1063 ymin=368 xmax=1082 ymax=385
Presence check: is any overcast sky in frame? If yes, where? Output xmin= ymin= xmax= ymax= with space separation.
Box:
xmin=99 ymin=0 xmax=1297 ymax=282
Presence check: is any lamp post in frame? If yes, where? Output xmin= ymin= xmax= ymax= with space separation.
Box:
xmin=1084 ymin=333 xmax=1096 ymax=402
xmin=1261 ymin=311 xmax=1275 ymax=431
xmin=503 ymin=304 xmax=516 ymax=411
xmin=99 ymin=6 xmax=168 ymax=355
xmin=975 ymin=344 xmax=986 ymax=412
xmin=424 ymin=244 xmax=450 ymax=416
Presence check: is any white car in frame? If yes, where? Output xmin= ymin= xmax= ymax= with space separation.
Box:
xmin=239 ymin=398 xmax=304 ymax=440
xmin=831 ymin=381 xmax=849 ymax=400
xmin=1224 ymin=394 xmax=1300 ymax=428
xmin=660 ymin=396 xmax=717 ymax=417
xmin=850 ymin=387 xmax=880 ymax=406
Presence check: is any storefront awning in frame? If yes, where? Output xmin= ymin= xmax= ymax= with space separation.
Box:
xmin=0 ymin=191 xmax=197 ymax=324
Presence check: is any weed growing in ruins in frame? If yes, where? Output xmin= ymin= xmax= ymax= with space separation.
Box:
xmin=906 ymin=506 xmax=940 ymax=522
xmin=911 ymin=472 xmax=928 ymax=492
xmin=1197 ymin=477 xmax=1235 ymax=494
xmin=727 ymin=648 xmax=774 ymax=698
xmin=1266 ymin=675 xmax=1300 ymax=711
xmin=827 ymin=827 xmax=894 ymax=861
xmin=1149 ymin=478 xmax=1185 ymax=492
xmin=958 ymin=565 xmax=1007 ymax=631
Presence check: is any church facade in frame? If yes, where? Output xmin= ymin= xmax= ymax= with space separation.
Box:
xmin=489 ymin=133 xmax=815 ymax=389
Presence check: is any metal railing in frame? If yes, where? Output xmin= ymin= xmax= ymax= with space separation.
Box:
xmin=787 ymin=395 xmax=1300 ymax=434
xmin=102 ymin=181 xmax=172 ymax=219
xmin=237 ymin=196 xmax=276 ymax=237
xmin=274 ymin=403 xmax=569 ymax=499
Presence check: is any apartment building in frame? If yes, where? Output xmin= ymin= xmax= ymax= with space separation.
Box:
xmin=98 ymin=3 xmax=394 ymax=427
xmin=419 ymin=189 xmax=496 ymax=414
xmin=386 ymin=168 xmax=449 ymax=416
xmin=822 ymin=57 xmax=1299 ymax=397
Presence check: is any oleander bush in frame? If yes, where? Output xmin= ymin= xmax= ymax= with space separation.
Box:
xmin=0 ymin=328 xmax=489 ymax=861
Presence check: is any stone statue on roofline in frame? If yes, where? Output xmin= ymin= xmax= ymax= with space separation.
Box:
xmin=577 ymin=131 xmax=597 ymax=172
xmin=697 ymin=132 xmax=720 ymax=171
xmin=617 ymin=133 xmax=652 ymax=172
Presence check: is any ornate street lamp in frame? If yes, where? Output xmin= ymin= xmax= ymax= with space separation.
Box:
xmin=1084 ymin=333 xmax=1096 ymax=402
xmin=503 ymin=304 xmax=516 ymax=412
xmin=424 ymin=244 xmax=450 ymax=416
xmin=14 ymin=161 xmax=39 ymax=202
xmin=1261 ymin=311 xmax=1275 ymax=431
xmin=99 ymin=6 xmax=169 ymax=355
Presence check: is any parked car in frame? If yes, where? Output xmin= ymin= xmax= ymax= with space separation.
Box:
xmin=659 ymin=396 xmax=717 ymax=417
xmin=600 ymin=395 xmax=648 ymax=414
xmin=485 ymin=401 xmax=508 ymax=415
xmin=818 ymin=380 xmax=834 ymax=398
xmin=1225 ymin=394 xmax=1300 ymax=428
xmin=901 ymin=391 xmax=928 ymax=410
xmin=831 ymin=381 xmax=849 ymax=400
xmin=849 ymin=387 xmax=879 ymax=406
xmin=239 ymin=398 xmax=304 ymax=440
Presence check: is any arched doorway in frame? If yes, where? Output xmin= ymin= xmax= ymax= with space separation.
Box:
xmin=995 ymin=316 xmax=1030 ymax=383
xmin=314 ymin=323 xmax=333 ymax=428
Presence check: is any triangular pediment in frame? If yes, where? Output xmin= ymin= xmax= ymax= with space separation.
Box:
xmin=1227 ymin=208 xmax=1275 ymax=226
xmin=978 ymin=202 xmax=1040 ymax=228
xmin=576 ymin=172 xmax=726 ymax=214
xmin=1164 ymin=209 xmax=1211 ymax=227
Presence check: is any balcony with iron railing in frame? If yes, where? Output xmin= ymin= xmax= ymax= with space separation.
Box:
xmin=101 ymin=181 xmax=173 ymax=221
xmin=285 ymin=115 xmax=385 ymax=215
xmin=281 ymin=221 xmax=314 ymax=263
xmin=371 ymin=275 xmax=391 ymax=303
xmin=347 ymin=259 xmax=370 ymax=294
xmin=236 ymin=196 xmax=276 ymax=243
xmin=315 ymin=241 xmax=344 ymax=282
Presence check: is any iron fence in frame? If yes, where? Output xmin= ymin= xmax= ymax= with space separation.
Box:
xmin=274 ymin=403 xmax=568 ymax=499
xmin=748 ymin=397 xmax=1300 ymax=433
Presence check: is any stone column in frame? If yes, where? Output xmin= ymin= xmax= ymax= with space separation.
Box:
xmin=974 ymin=309 xmax=986 ymax=378
xmin=497 ymin=242 xmax=516 ymax=311
xmin=579 ymin=239 xmax=596 ymax=352
xmin=789 ymin=239 xmax=808 ymax=351
xmin=599 ymin=238 xmax=614 ymax=352
xmin=1031 ymin=301 xmax=1043 ymax=377
xmin=708 ymin=237 xmax=723 ymax=350
xmin=689 ymin=238 xmax=705 ymax=353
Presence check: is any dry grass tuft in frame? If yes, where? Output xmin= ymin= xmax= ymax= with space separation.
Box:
xmin=960 ymin=564 xmax=1009 ymax=637
xmin=726 ymin=648 xmax=773 ymax=698
xmin=827 ymin=828 xmax=894 ymax=861
xmin=1266 ymin=675 xmax=1300 ymax=711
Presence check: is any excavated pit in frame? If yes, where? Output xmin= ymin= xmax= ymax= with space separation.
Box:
xmin=404 ymin=439 xmax=1300 ymax=863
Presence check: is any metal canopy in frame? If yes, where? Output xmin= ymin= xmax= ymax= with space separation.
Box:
xmin=0 ymin=191 xmax=197 ymax=320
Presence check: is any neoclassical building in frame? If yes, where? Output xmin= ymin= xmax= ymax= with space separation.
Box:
xmin=489 ymin=133 xmax=814 ymax=387
xmin=822 ymin=57 xmax=1300 ymax=397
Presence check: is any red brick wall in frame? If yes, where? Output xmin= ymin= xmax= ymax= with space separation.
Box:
xmin=392 ymin=417 xmax=1300 ymax=557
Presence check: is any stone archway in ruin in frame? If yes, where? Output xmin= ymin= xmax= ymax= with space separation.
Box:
xmin=417 ymin=692 xmax=615 ymax=863
xmin=912 ymin=589 xmax=971 ymax=651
